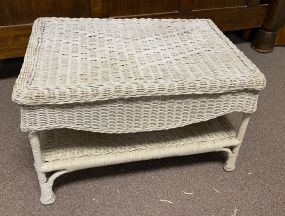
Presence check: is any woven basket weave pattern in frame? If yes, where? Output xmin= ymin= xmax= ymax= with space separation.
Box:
xmin=21 ymin=91 xmax=258 ymax=133
xmin=11 ymin=18 xmax=266 ymax=204
xmin=39 ymin=116 xmax=239 ymax=171
xmin=41 ymin=117 xmax=235 ymax=161
xmin=12 ymin=18 xmax=266 ymax=106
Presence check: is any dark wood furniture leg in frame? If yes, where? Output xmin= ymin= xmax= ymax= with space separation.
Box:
xmin=252 ymin=0 xmax=285 ymax=52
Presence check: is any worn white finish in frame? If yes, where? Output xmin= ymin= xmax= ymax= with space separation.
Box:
xmin=12 ymin=18 xmax=266 ymax=205
xmin=20 ymin=91 xmax=258 ymax=133
xmin=29 ymin=132 xmax=67 ymax=204
xmin=12 ymin=18 xmax=266 ymax=134
xmin=222 ymin=113 xmax=251 ymax=171
xmin=13 ymin=18 xmax=265 ymax=106
xmin=29 ymin=116 xmax=246 ymax=204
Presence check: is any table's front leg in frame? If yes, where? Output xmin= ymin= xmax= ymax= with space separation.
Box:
xmin=29 ymin=131 xmax=68 ymax=205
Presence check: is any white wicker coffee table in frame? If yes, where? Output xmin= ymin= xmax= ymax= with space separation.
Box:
xmin=12 ymin=18 xmax=266 ymax=205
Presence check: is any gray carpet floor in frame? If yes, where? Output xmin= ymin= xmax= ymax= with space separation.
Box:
xmin=0 ymin=36 xmax=284 ymax=216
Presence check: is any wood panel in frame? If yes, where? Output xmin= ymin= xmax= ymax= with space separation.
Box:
xmin=90 ymin=0 xmax=108 ymax=18
xmin=0 ymin=24 xmax=32 ymax=59
xmin=111 ymin=5 xmax=268 ymax=32
xmin=179 ymin=0 xmax=248 ymax=11
xmin=275 ymin=25 xmax=285 ymax=45
xmin=0 ymin=0 xmax=90 ymax=26
xmin=185 ymin=5 xmax=267 ymax=31
xmin=90 ymin=0 xmax=179 ymax=17
xmin=248 ymin=0 xmax=261 ymax=6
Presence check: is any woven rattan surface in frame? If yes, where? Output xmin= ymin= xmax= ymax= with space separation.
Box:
xmin=21 ymin=91 xmax=257 ymax=133
xmin=39 ymin=116 xmax=239 ymax=171
xmin=12 ymin=18 xmax=266 ymax=105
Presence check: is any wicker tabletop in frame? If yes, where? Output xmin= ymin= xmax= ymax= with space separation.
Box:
xmin=12 ymin=18 xmax=265 ymax=106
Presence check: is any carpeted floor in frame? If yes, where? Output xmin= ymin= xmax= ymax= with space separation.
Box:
xmin=0 ymin=35 xmax=284 ymax=216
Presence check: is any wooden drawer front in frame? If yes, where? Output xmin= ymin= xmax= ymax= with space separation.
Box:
xmin=0 ymin=0 xmax=90 ymax=26
xmin=91 ymin=0 xmax=179 ymax=17
xmin=179 ymin=0 xmax=249 ymax=11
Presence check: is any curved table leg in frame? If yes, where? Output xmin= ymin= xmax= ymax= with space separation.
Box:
xmin=29 ymin=131 xmax=68 ymax=204
xmin=36 ymin=169 xmax=67 ymax=204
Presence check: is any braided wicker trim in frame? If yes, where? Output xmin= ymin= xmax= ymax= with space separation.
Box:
xmin=38 ymin=116 xmax=239 ymax=171
xmin=21 ymin=91 xmax=258 ymax=133
xmin=13 ymin=18 xmax=266 ymax=105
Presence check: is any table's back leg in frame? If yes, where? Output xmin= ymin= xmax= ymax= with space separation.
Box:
xmin=222 ymin=113 xmax=251 ymax=171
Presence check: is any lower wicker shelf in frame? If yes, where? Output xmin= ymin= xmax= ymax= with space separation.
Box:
xmin=38 ymin=116 xmax=240 ymax=172
xmin=29 ymin=115 xmax=249 ymax=204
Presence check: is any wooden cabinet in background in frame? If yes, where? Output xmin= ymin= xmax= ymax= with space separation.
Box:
xmin=275 ymin=25 xmax=285 ymax=46
xmin=0 ymin=0 xmax=90 ymax=26
xmin=0 ymin=0 xmax=285 ymax=59
xmin=0 ymin=0 xmax=90 ymax=59
xmin=179 ymin=0 xmax=248 ymax=10
xmin=90 ymin=0 xmax=179 ymax=17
